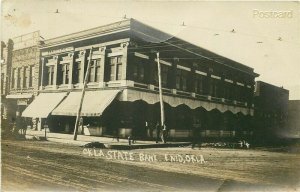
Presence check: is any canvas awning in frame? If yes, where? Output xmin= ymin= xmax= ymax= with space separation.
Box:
xmin=6 ymin=94 xmax=33 ymax=99
xmin=22 ymin=92 xmax=67 ymax=118
xmin=51 ymin=90 xmax=121 ymax=116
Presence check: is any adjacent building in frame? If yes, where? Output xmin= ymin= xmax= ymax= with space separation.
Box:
xmin=21 ymin=19 xmax=259 ymax=140
xmin=286 ymin=100 xmax=300 ymax=138
xmin=1 ymin=40 xmax=13 ymax=129
xmin=253 ymin=81 xmax=289 ymax=143
xmin=5 ymin=31 xmax=43 ymax=130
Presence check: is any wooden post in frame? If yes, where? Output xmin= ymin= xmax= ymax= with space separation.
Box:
xmin=157 ymin=52 xmax=166 ymax=143
xmin=73 ymin=47 xmax=93 ymax=140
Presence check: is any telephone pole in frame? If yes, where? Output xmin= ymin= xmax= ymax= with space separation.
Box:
xmin=73 ymin=47 xmax=93 ymax=140
xmin=156 ymin=52 xmax=166 ymax=143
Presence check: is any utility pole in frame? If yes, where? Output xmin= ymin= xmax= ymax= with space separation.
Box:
xmin=156 ymin=52 xmax=166 ymax=143
xmin=73 ymin=47 xmax=93 ymax=140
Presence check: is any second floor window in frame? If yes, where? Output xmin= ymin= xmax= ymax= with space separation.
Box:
xmin=132 ymin=63 xmax=145 ymax=83
xmin=109 ymin=56 xmax=122 ymax=81
xmin=17 ymin=68 xmax=21 ymax=89
xmin=47 ymin=65 xmax=55 ymax=85
xmin=209 ymin=79 xmax=218 ymax=97
xmin=61 ymin=64 xmax=70 ymax=84
xmin=11 ymin=68 xmax=16 ymax=88
xmin=23 ymin=67 xmax=27 ymax=88
xmin=194 ymin=75 xmax=204 ymax=94
xmin=154 ymin=65 xmax=169 ymax=87
xmin=176 ymin=69 xmax=188 ymax=91
xmin=89 ymin=59 xmax=101 ymax=82
xmin=29 ymin=65 xmax=34 ymax=87
xmin=73 ymin=61 xmax=81 ymax=84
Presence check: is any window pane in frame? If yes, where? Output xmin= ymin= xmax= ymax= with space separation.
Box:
xmin=110 ymin=64 xmax=115 ymax=81
xmin=116 ymin=64 xmax=122 ymax=80
xmin=89 ymin=62 xmax=95 ymax=82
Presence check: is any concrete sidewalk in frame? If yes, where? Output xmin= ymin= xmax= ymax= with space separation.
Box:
xmin=25 ymin=130 xmax=191 ymax=150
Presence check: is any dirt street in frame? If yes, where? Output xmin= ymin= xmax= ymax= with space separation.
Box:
xmin=2 ymin=139 xmax=300 ymax=191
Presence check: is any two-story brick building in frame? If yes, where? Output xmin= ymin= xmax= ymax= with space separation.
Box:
xmin=5 ymin=31 xmax=43 ymax=130
xmin=22 ymin=19 xmax=259 ymax=140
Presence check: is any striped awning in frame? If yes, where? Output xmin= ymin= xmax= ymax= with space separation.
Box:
xmin=22 ymin=92 xmax=67 ymax=118
xmin=51 ymin=90 xmax=121 ymax=116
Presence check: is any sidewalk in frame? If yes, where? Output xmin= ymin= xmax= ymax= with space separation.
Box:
xmin=26 ymin=130 xmax=191 ymax=150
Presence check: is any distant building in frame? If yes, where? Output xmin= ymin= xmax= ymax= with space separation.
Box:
xmin=22 ymin=19 xmax=259 ymax=140
xmin=5 ymin=31 xmax=43 ymax=130
xmin=1 ymin=40 xmax=13 ymax=129
xmin=286 ymin=100 xmax=300 ymax=138
xmin=253 ymin=81 xmax=289 ymax=143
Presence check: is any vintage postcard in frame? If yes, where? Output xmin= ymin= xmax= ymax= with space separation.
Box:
xmin=1 ymin=0 xmax=299 ymax=191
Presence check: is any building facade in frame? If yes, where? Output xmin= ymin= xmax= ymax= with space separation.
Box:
xmin=286 ymin=100 xmax=300 ymax=138
xmin=22 ymin=19 xmax=259 ymax=140
xmin=5 ymin=31 xmax=43 ymax=130
xmin=253 ymin=81 xmax=289 ymax=143
xmin=1 ymin=40 xmax=14 ymax=130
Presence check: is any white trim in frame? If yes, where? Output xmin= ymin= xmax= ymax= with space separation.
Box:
xmin=247 ymin=85 xmax=252 ymax=88
xmin=107 ymin=51 xmax=123 ymax=57
xmin=237 ymin=82 xmax=245 ymax=86
xmin=155 ymin=58 xmax=172 ymax=66
xmin=177 ymin=65 xmax=191 ymax=71
xmin=195 ymin=70 xmax=207 ymax=76
xmin=134 ymin=52 xmax=149 ymax=59
xmin=225 ymin=79 xmax=233 ymax=83
xmin=45 ymin=62 xmax=56 ymax=66
xmin=211 ymin=75 xmax=221 ymax=80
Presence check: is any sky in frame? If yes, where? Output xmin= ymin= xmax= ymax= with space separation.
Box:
xmin=1 ymin=0 xmax=300 ymax=99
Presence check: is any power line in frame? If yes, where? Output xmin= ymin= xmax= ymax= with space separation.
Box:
xmin=130 ymin=28 xmax=256 ymax=75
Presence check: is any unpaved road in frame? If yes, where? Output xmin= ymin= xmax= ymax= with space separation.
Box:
xmin=2 ymin=139 xmax=299 ymax=191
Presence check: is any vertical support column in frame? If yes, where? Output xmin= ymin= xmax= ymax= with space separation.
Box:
xmin=69 ymin=53 xmax=74 ymax=88
xmin=99 ymin=47 xmax=106 ymax=83
xmin=189 ymin=62 xmax=197 ymax=93
xmin=37 ymin=118 xmax=42 ymax=131
xmin=79 ymin=50 xmax=87 ymax=85
xmin=121 ymin=42 xmax=129 ymax=80
xmin=53 ymin=56 xmax=59 ymax=87
xmin=207 ymin=67 xmax=212 ymax=98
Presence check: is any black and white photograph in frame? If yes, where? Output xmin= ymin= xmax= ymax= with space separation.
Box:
xmin=1 ymin=0 xmax=300 ymax=191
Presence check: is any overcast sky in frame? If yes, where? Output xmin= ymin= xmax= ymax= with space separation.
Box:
xmin=1 ymin=0 xmax=299 ymax=99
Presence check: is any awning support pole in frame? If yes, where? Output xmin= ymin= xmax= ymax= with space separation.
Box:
xmin=157 ymin=52 xmax=166 ymax=143
xmin=73 ymin=47 xmax=93 ymax=140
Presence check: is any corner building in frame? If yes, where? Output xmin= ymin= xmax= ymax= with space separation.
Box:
xmin=22 ymin=19 xmax=259 ymax=140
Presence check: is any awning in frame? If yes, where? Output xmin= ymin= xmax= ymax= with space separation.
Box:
xmin=51 ymin=90 xmax=121 ymax=116
xmin=6 ymin=94 xmax=33 ymax=99
xmin=121 ymin=89 xmax=254 ymax=116
xmin=22 ymin=92 xmax=67 ymax=118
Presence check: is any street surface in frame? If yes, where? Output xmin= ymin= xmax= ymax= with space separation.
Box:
xmin=2 ymin=139 xmax=300 ymax=191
